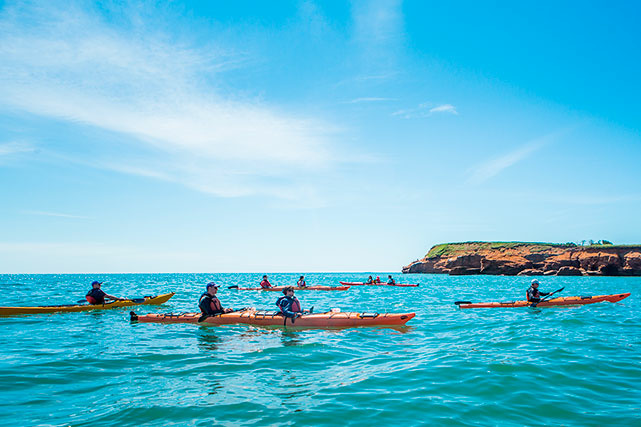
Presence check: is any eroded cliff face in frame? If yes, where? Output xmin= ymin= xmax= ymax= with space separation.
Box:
xmin=402 ymin=242 xmax=641 ymax=276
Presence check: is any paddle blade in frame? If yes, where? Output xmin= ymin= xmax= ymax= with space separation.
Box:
xmin=228 ymin=285 xmax=239 ymax=289
xmin=454 ymin=301 xmax=472 ymax=305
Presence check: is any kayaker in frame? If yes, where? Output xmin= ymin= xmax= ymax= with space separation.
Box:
xmin=387 ymin=275 xmax=396 ymax=285
xmin=365 ymin=276 xmax=374 ymax=284
xmin=526 ymin=279 xmax=550 ymax=303
xmin=374 ymin=276 xmax=382 ymax=284
xmin=276 ymin=286 xmax=302 ymax=319
xmin=86 ymin=281 xmax=122 ymax=304
xmin=199 ymin=282 xmax=233 ymax=315
xmin=297 ymin=275 xmax=307 ymax=287
xmin=260 ymin=275 xmax=272 ymax=289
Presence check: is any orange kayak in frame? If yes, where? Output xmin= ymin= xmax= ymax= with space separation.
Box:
xmin=130 ymin=309 xmax=415 ymax=328
xmin=232 ymin=286 xmax=350 ymax=291
xmin=455 ymin=293 xmax=630 ymax=309
xmin=339 ymin=281 xmax=419 ymax=287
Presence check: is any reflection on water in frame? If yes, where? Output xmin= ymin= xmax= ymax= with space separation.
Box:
xmin=196 ymin=329 xmax=221 ymax=352
xmin=280 ymin=330 xmax=303 ymax=347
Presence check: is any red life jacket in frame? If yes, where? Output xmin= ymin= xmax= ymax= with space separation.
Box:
xmin=86 ymin=295 xmax=97 ymax=304
xmin=199 ymin=293 xmax=223 ymax=314
xmin=292 ymin=297 xmax=301 ymax=312
xmin=209 ymin=296 xmax=222 ymax=312
xmin=260 ymin=280 xmax=272 ymax=288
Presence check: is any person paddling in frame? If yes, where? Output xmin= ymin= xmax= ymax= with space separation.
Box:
xmin=374 ymin=276 xmax=382 ymax=284
xmin=365 ymin=275 xmax=374 ymax=284
xmin=199 ymin=282 xmax=233 ymax=316
xmin=526 ymin=279 xmax=550 ymax=303
xmin=276 ymin=286 xmax=303 ymax=319
xmin=260 ymin=275 xmax=272 ymax=289
xmin=86 ymin=281 xmax=121 ymax=304
xmin=387 ymin=275 xmax=396 ymax=285
xmin=297 ymin=275 xmax=307 ymax=287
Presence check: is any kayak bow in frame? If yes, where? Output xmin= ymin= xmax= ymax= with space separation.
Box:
xmin=0 ymin=293 xmax=175 ymax=316
xmin=131 ymin=309 xmax=415 ymax=328
xmin=455 ymin=293 xmax=630 ymax=309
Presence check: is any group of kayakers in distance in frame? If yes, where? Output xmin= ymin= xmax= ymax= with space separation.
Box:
xmin=364 ymin=275 xmax=396 ymax=284
xmin=259 ymin=274 xmax=308 ymax=288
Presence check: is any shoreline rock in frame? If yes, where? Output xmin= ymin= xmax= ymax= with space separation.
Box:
xmin=403 ymin=242 xmax=641 ymax=276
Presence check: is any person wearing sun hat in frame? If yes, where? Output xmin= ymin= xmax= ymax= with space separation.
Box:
xmin=198 ymin=282 xmax=233 ymax=316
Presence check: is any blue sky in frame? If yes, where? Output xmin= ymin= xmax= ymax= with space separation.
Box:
xmin=1 ymin=0 xmax=640 ymax=273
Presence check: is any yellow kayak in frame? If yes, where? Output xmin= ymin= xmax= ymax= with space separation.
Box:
xmin=0 ymin=293 xmax=175 ymax=316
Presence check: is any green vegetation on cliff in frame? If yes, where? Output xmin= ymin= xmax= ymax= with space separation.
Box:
xmin=423 ymin=241 xmax=637 ymax=259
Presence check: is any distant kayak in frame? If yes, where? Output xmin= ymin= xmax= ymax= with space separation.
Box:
xmin=131 ymin=309 xmax=415 ymax=328
xmin=231 ymin=286 xmax=350 ymax=291
xmin=455 ymin=293 xmax=630 ymax=309
xmin=339 ymin=281 xmax=419 ymax=288
xmin=0 ymin=293 xmax=175 ymax=316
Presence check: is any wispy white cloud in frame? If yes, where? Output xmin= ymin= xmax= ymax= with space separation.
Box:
xmin=21 ymin=210 xmax=89 ymax=219
xmin=429 ymin=104 xmax=458 ymax=115
xmin=393 ymin=102 xmax=458 ymax=118
xmin=345 ymin=97 xmax=394 ymax=104
xmin=352 ymin=0 xmax=404 ymax=44
xmin=466 ymin=133 xmax=558 ymax=185
xmin=0 ymin=141 xmax=34 ymax=156
xmin=350 ymin=0 xmax=404 ymax=80
xmin=0 ymin=2 xmax=337 ymax=200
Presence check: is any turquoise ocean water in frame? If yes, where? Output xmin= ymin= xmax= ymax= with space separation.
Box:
xmin=0 ymin=273 xmax=639 ymax=426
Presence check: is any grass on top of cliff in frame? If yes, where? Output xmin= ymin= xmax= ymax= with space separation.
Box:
xmin=425 ymin=242 xmax=574 ymax=258
xmin=423 ymin=242 xmax=641 ymax=259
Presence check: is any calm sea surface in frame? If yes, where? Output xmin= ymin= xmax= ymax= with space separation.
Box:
xmin=0 ymin=273 xmax=639 ymax=426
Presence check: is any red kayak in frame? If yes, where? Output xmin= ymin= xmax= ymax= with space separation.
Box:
xmin=231 ymin=285 xmax=350 ymax=292
xmin=131 ymin=309 xmax=415 ymax=328
xmin=339 ymin=281 xmax=419 ymax=288
xmin=455 ymin=293 xmax=630 ymax=309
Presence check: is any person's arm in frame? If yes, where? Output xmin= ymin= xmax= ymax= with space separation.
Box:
xmin=104 ymin=293 xmax=122 ymax=301
xmin=279 ymin=300 xmax=301 ymax=318
xmin=539 ymin=291 xmax=550 ymax=296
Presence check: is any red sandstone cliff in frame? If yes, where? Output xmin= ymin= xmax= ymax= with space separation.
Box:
xmin=402 ymin=242 xmax=641 ymax=276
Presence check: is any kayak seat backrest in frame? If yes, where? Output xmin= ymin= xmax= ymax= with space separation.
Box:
xmin=254 ymin=311 xmax=282 ymax=317
xmin=580 ymin=296 xmax=592 ymax=299
xmin=359 ymin=312 xmax=379 ymax=318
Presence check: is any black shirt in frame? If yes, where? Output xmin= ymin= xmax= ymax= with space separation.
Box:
xmin=86 ymin=288 xmax=106 ymax=304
